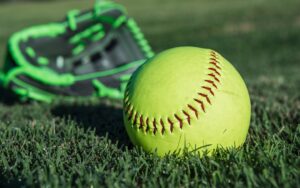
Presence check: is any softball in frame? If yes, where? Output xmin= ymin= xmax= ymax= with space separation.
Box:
xmin=123 ymin=47 xmax=251 ymax=156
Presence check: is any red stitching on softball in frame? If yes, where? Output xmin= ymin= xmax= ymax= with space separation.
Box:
xmin=209 ymin=62 xmax=221 ymax=70
xmin=153 ymin=119 xmax=157 ymax=134
xmin=160 ymin=118 xmax=165 ymax=134
xmin=146 ymin=117 xmax=150 ymax=132
xmin=208 ymin=68 xmax=221 ymax=76
xmin=182 ymin=110 xmax=191 ymax=125
xmin=188 ymin=104 xmax=199 ymax=119
xmin=204 ymin=80 xmax=218 ymax=89
xmin=133 ymin=113 xmax=138 ymax=125
xmin=174 ymin=114 xmax=183 ymax=129
xmin=198 ymin=93 xmax=211 ymax=104
xmin=124 ymin=50 xmax=222 ymax=134
xmin=209 ymin=54 xmax=217 ymax=60
xmin=201 ymin=86 xmax=215 ymax=96
xmin=210 ymin=57 xmax=219 ymax=62
xmin=207 ymin=73 xmax=220 ymax=83
xmin=168 ymin=118 xmax=174 ymax=132
xmin=139 ymin=115 xmax=144 ymax=129
xmin=194 ymin=98 xmax=206 ymax=112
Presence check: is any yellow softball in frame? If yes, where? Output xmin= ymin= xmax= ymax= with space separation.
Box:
xmin=123 ymin=47 xmax=251 ymax=156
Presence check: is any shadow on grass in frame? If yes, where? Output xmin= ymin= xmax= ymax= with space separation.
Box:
xmin=0 ymin=86 xmax=20 ymax=105
xmin=0 ymin=173 xmax=27 ymax=188
xmin=0 ymin=85 xmax=132 ymax=147
xmin=51 ymin=103 xmax=132 ymax=148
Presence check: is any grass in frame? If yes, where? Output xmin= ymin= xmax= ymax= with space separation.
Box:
xmin=0 ymin=0 xmax=299 ymax=187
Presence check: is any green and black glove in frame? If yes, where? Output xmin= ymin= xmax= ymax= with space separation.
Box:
xmin=0 ymin=1 xmax=154 ymax=103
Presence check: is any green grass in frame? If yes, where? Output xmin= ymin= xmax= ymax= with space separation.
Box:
xmin=0 ymin=0 xmax=299 ymax=187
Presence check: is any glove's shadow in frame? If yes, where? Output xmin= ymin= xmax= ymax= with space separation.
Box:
xmin=0 ymin=87 xmax=20 ymax=105
xmin=51 ymin=102 xmax=132 ymax=148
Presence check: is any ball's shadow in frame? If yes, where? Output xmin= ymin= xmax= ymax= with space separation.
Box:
xmin=0 ymin=85 xmax=132 ymax=147
xmin=51 ymin=103 xmax=132 ymax=148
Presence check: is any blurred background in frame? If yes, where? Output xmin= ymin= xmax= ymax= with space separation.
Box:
xmin=0 ymin=0 xmax=299 ymax=93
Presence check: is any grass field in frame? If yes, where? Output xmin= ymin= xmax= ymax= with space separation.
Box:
xmin=0 ymin=0 xmax=299 ymax=187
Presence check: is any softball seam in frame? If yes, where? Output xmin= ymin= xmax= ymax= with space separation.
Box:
xmin=124 ymin=50 xmax=222 ymax=135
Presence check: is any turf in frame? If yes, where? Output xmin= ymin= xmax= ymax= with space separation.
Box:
xmin=0 ymin=0 xmax=299 ymax=187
